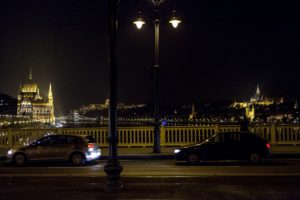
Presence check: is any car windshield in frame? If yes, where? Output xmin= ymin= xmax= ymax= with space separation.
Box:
xmin=184 ymin=135 xmax=217 ymax=147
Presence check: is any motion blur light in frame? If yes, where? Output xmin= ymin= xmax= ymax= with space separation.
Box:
xmin=7 ymin=150 xmax=13 ymax=155
xmin=174 ymin=149 xmax=181 ymax=154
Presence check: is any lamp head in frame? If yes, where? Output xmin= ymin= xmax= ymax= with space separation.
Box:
xmin=169 ymin=10 xmax=181 ymax=28
xmin=133 ymin=11 xmax=145 ymax=29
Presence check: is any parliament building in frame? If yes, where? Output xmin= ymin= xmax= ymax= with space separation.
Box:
xmin=17 ymin=69 xmax=55 ymax=124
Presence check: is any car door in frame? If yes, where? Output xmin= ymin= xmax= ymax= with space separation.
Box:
xmin=218 ymin=133 xmax=240 ymax=160
xmin=26 ymin=136 xmax=51 ymax=160
xmin=40 ymin=135 xmax=59 ymax=160
xmin=201 ymin=135 xmax=223 ymax=160
xmin=51 ymin=135 xmax=71 ymax=160
xmin=239 ymin=133 xmax=262 ymax=159
xmin=228 ymin=133 xmax=243 ymax=160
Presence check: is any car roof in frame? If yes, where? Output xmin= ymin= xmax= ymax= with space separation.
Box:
xmin=47 ymin=134 xmax=90 ymax=138
xmin=219 ymin=131 xmax=255 ymax=135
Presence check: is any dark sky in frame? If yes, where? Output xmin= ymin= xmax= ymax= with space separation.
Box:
xmin=0 ymin=0 xmax=299 ymax=115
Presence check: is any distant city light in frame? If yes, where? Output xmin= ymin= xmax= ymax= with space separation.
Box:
xmin=161 ymin=120 xmax=167 ymax=126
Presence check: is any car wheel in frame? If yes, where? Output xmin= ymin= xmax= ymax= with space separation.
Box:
xmin=70 ymin=153 xmax=85 ymax=166
xmin=187 ymin=154 xmax=199 ymax=165
xmin=13 ymin=153 xmax=27 ymax=166
xmin=249 ymin=153 xmax=261 ymax=164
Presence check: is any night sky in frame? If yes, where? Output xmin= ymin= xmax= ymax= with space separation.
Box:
xmin=0 ymin=0 xmax=299 ymax=115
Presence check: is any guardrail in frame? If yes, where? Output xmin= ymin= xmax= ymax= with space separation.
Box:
xmin=0 ymin=124 xmax=300 ymax=148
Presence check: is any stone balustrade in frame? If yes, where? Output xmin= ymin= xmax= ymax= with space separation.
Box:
xmin=0 ymin=124 xmax=300 ymax=148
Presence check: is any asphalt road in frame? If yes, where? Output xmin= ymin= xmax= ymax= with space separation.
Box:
xmin=1 ymin=159 xmax=300 ymax=200
xmin=1 ymin=159 xmax=300 ymax=177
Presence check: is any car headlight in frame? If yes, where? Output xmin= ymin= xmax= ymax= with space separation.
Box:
xmin=7 ymin=150 xmax=13 ymax=155
xmin=174 ymin=149 xmax=181 ymax=154
xmin=88 ymin=148 xmax=94 ymax=152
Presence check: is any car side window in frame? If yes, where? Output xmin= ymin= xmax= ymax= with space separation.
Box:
xmin=221 ymin=133 xmax=241 ymax=143
xmin=48 ymin=136 xmax=57 ymax=145
xmin=212 ymin=134 xmax=225 ymax=143
xmin=241 ymin=134 xmax=258 ymax=143
xmin=56 ymin=136 xmax=68 ymax=144
xmin=36 ymin=137 xmax=49 ymax=146
xmin=232 ymin=133 xmax=241 ymax=142
xmin=67 ymin=136 xmax=79 ymax=144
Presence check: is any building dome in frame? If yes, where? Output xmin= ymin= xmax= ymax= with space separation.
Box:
xmin=21 ymin=83 xmax=38 ymax=93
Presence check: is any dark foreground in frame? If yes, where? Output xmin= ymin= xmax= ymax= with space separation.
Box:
xmin=1 ymin=176 xmax=300 ymax=200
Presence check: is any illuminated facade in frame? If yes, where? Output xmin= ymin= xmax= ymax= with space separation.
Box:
xmin=17 ymin=69 xmax=55 ymax=124
xmin=233 ymin=85 xmax=274 ymax=108
xmin=245 ymin=105 xmax=255 ymax=121
xmin=79 ymin=98 xmax=146 ymax=114
xmin=232 ymin=84 xmax=279 ymax=121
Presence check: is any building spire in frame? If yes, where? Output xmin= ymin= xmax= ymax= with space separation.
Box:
xmin=48 ymin=82 xmax=55 ymax=124
xmin=29 ymin=67 xmax=32 ymax=80
xmin=256 ymin=84 xmax=260 ymax=95
xmin=48 ymin=83 xmax=53 ymax=99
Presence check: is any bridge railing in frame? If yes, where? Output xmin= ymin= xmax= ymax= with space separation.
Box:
xmin=0 ymin=124 xmax=300 ymax=149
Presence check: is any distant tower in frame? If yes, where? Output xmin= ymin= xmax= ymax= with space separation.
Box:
xmin=29 ymin=67 xmax=33 ymax=81
xmin=256 ymin=84 xmax=260 ymax=96
xmin=105 ymin=98 xmax=110 ymax=107
xmin=189 ymin=103 xmax=197 ymax=120
xmin=251 ymin=84 xmax=262 ymax=103
xmin=294 ymin=100 xmax=299 ymax=109
xmin=254 ymin=84 xmax=261 ymax=101
xmin=48 ymin=83 xmax=55 ymax=124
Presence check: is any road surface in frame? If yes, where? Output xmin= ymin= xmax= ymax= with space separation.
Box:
xmin=1 ymin=159 xmax=300 ymax=200
xmin=1 ymin=158 xmax=300 ymax=177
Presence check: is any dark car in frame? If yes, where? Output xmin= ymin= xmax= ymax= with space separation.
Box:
xmin=7 ymin=134 xmax=101 ymax=166
xmin=174 ymin=131 xmax=271 ymax=164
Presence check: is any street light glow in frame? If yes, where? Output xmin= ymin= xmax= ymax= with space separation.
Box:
xmin=133 ymin=20 xmax=145 ymax=29
xmin=133 ymin=11 xmax=145 ymax=29
xmin=169 ymin=10 xmax=181 ymax=28
xmin=169 ymin=18 xmax=181 ymax=28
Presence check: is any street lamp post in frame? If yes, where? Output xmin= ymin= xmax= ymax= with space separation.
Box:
xmin=133 ymin=0 xmax=181 ymax=153
xmin=153 ymin=4 xmax=160 ymax=153
xmin=104 ymin=0 xmax=123 ymax=192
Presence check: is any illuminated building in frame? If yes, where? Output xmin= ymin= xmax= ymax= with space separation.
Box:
xmin=245 ymin=105 xmax=255 ymax=121
xmin=79 ymin=98 xmax=146 ymax=114
xmin=232 ymin=84 xmax=283 ymax=121
xmin=17 ymin=69 xmax=55 ymax=124
xmin=233 ymin=85 xmax=274 ymax=108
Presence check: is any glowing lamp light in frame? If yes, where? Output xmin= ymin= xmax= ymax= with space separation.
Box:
xmin=133 ymin=11 xmax=145 ymax=29
xmin=169 ymin=10 xmax=181 ymax=28
xmin=133 ymin=20 xmax=145 ymax=29
xmin=169 ymin=19 xmax=181 ymax=28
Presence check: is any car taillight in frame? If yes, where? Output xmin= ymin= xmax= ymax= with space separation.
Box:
xmin=88 ymin=143 xmax=95 ymax=149
xmin=266 ymin=143 xmax=271 ymax=149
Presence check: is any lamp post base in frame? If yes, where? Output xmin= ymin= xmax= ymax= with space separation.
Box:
xmin=104 ymin=160 xmax=123 ymax=192
xmin=153 ymin=123 xmax=161 ymax=153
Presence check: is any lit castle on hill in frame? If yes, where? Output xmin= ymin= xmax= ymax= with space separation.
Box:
xmin=232 ymin=84 xmax=284 ymax=121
